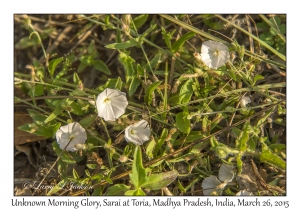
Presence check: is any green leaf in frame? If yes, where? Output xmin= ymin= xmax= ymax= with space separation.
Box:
xmin=27 ymin=109 xmax=47 ymax=123
xmin=270 ymin=16 xmax=281 ymax=25
xmin=94 ymin=60 xmax=111 ymax=75
xmin=129 ymin=77 xmax=141 ymax=96
xmin=119 ymin=52 xmax=135 ymax=83
xmin=146 ymin=138 xmax=156 ymax=159
xmin=175 ymin=111 xmax=190 ymax=134
xmin=124 ymin=189 xmax=146 ymax=196
xmin=52 ymin=142 xmax=76 ymax=164
xmin=260 ymin=143 xmax=286 ymax=170
xmin=256 ymin=106 xmax=276 ymax=128
xmin=79 ymin=114 xmax=97 ymax=128
xmin=105 ymin=184 xmax=131 ymax=196
xmin=106 ymin=39 xmax=139 ymax=49
xmin=44 ymin=99 xmax=73 ymax=123
xmin=179 ymin=78 xmax=193 ymax=104
xmin=88 ymin=40 xmax=96 ymax=55
xmin=18 ymin=122 xmax=61 ymax=138
xmin=260 ymin=33 xmax=274 ymax=46
xmin=161 ymin=27 xmax=175 ymax=51
xmin=79 ymin=55 xmax=94 ymax=66
xmin=236 ymin=154 xmax=243 ymax=175
xmin=172 ymin=31 xmax=195 ymax=52
xmin=73 ymin=168 xmax=79 ymax=179
xmin=153 ymin=128 xmax=168 ymax=156
xmin=15 ymin=36 xmax=40 ymax=49
xmin=86 ymin=164 xmax=97 ymax=169
xmin=129 ymin=146 xmax=148 ymax=188
xmin=103 ymin=176 xmax=113 ymax=185
xmin=203 ymin=14 xmax=224 ymax=30
xmin=98 ymin=77 xmax=124 ymax=91
xmin=73 ymin=72 xmax=81 ymax=85
xmin=235 ymin=122 xmax=251 ymax=151
xmin=28 ymin=84 xmax=44 ymax=98
xmin=77 ymin=62 xmax=88 ymax=73
xmin=269 ymin=144 xmax=286 ymax=155
xmin=279 ymin=24 xmax=286 ymax=34
xmin=144 ymin=81 xmax=162 ymax=105
xmin=141 ymin=24 xmax=157 ymax=38
xmin=133 ymin=14 xmax=148 ymax=29
xmin=49 ymin=57 xmax=63 ymax=77
xmin=85 ymin=169 xmax=91 ymax=177
xmin=91 ymin=173 xmax=103 ymax=180
xmin=141 ymin=171 xmax=178 ymax=190
xmin=92 ymin=186 xmax=104 ymax=196
xmin=136 ymin=63 xmax=144 ymax=76
xmin=70 ymin=102 xmax=86 ymax=116
xmin=257 ymin=21 xmax=269 ymax=29
xmin=253 ymin=75 xmax=264 ymax=85
xmin=144 ymin=51 xmax=161 ymax=73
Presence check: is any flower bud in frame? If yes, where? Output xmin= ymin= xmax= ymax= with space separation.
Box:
xmin=119 ymin=155 xmax=128 ymax=163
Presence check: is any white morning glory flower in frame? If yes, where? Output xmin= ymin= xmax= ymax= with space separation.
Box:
xmin=201 ymin=164 xmax=235 ymax=195
xmin=236 ymin=190 xmax=253 ymax=196
xmin=96 ymin=88 xmax=128 ymax=121
xmin=200 ymin=40 xmax=230 ymax=69
xmin=124 ymin=119 xmax=150 ymax=145
xmin=218 ymin=163 xmax=235 ymax=183
xmin=56 ymin=122 xmax=87 ymax=152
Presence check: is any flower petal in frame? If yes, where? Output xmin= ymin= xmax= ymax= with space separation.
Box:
xmin=201 ymin=175 xmax=223 ymax=196
xmin=218 ymin=164 xmax=235 ymax=183
xmin=124 ymin=120 xmax=150 ymax=145
xmin=200 ymin=40 xmax=229 ymax=69
xmin=102 ymin=103 xmax=116 ymax=121
xmin=56 ymin=122 xmax=87 ymax=152
xmin=96 ymin=88 xmax=128 ymax=121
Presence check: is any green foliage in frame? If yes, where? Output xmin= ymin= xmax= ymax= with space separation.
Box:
xmin=118 ymin=51 xmax=135 ymax=83
xmin=203 ymin=14 xmax=224 ymax=30
xmin=14 ymin=14 xmax=286 ymax=196
xmin=52 ymin=141 xmax=76 ymax=165
xmin=18 ymin=121 xmax=61 ymax=138
xmin=172 ymin=31 xmax=196 ymax=53
xmin=105 ymin=184 xmax=131 ymax=196
xmin=133 ymin=14 xmax=149 ymax=29
xmin=94 ymin=60 xmax=111 ymax=75
xmin=260 ymin=142 xmax=286 ymax=170
xmin=179 ymin=78 xmax=193 ymax=104
xmin=161 ymin=28 xmax=195 ymax=53
xmin=141 ymin=171 xmax=178 ymax=190
xmin=129 ymin=77 xmax=141 ymax=96
xmin=257 ymin=15 xmax=286 ymax=55
xmin=49 ymin=57 xmax=63 ymax=77
xmin=18 ymin=109 xmax=61 ymax=138
xmin=175 ymin=111 xmax=190 ymax=134
xmin=77 ymin=40 xmax=111 ymax=74
xmin=79 ymin=114 xmax=97 ymax=128
xmin=129 ymin=146 xmax=148 ymax=189
xmin=235 ymin=122 xmax=251 ymax=151
xmin=144 ymin=81 xmax=162 ymax=105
